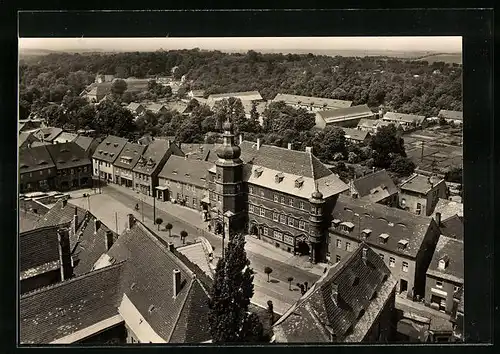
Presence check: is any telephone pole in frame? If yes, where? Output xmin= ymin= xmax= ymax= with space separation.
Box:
xmin=141 ymin=197 xmax=144 ymax=222
xmin=421 ymin=140 xmax=425 ymax=162
xmin=153 ymin=190 xmax=156 ymax=223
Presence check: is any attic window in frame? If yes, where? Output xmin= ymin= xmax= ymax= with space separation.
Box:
xmin=397 ymin=223 xmax=407 ymax=228
xmin=364 ymin=213 xmax=371 ymax=218
xmin=99 ymin=150 xmax=103 ymax=154
xmin=381 ymin=184 xmax=387 ymax=190
xmin=110 ymin=153 xmax=115 ymax=157
xmin=148 ymin=305 xmax=155 ymax=313
xmin=438 ymin=255 xmax=449 ymax=270
xmin=379 ymin=233 xmax=389 ymax=244
xmin=130 ymin=282 xmax=136 ymax=290
xmin=185 ymin=173 xmax=190 ymax=177
xmin=20 ymin=164 xmax=29 ymax=168
xmin=172 ymin=170 xmax=178 ymax=174
xmin=362 ymin=229 xmax=372 ymax=238
xmin=331 ymin=219 xmax=341 ymax=228
xmin=114 ymin=143 xmax=119 ymax=147
xmin=398 ymin=239 xmax=409 ymax=250
xmin=275 ymin=173 xmax=284 ymax=184
xmin=61 ymin=148 xmax=69 ymax=153
xmin=108 ymin=256 xmax=115 ymax=264
xmin=105 ymin=142 xmax=110 ymax=146
xmin=344 ymin=207 xmax=353 ymax=212
xmin=38 ymin=160 xmax=48 ymax=165
xmin=72 ymin=157 xmax=79 ymax=162
xmin=103 ymin=152 xmax=108 ymax=155
xmin=378 ymin=217 xmax=388 ymax=223
xmin=340 ymin=221 xmax=355 ymax=232
xmin=254 ymin=167 xmax=263 ymax=178
xmin=295 ymin=177 xmax=304 ymax=189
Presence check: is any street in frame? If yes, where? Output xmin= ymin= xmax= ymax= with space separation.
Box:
xmin=69 ymin=184 xmax=321 ymax=314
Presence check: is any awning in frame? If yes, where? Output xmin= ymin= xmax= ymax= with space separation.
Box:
xmin=201 ymin=196 xmax=210 ymax=204
xmin=155 ymin=185 xmax=168 ymax=191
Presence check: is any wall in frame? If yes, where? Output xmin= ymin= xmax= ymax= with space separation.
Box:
xmin=363 ymin=287 xmax=396 ymax=342
xmin=79 ymin=323 xmax=127 ymax=344
xmin=425 ymin=182 xmax=448 ymax=216
xmin=329 ymin=232 xmax=417 ymax=299
xmin=21 ymin=269 xmax=61 ymax=294
xmin=55 ymin=165 xmax=92 ymax=191
xmin=425 ymin=274 xmax=463 ymax=314
xmin=93 ymin=158 xmax=115 ymax=181
xmin=414 ymin=219 xmax=441 ymax=298
xmin=20 ymin=168 xmax=57 ymax=193
xmin=399 ymin=190 xmax=427 ymax=216
xmin=158 ymin=177 xmax=208 ymax=211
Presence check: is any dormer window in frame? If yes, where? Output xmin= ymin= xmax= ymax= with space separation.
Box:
xmin=254 ymin=167 xmax=263 ymax=178
xmin=438 ymin=255 xmax=449 ymax=270
xmin=114 ymin=143 xmax=118 ymax=147
xmin=295 ymin=177 xmax=304 ymax=189
xmin=361 ymin=229 xmax=372 ymax=238
xmin=340 ymin=221 xmax=354 ymax=233
xmin=398 ymin=239 xmax=409 ymax=250
xmin=275 ymin=173 xmax=284 ymax=183
xmin=105 ymin=142 xmax=110 ymax=146
xmin=331 ymin=219 xmax=341 ymax=228
xmin=99 ymin=150 xmax=103 ymax=154
xmin=379 ymin=233 xmax=389 ymax=244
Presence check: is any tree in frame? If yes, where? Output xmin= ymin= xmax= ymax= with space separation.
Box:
xmin=264 ymin=267 xmax=273 ymax=282
xmin=267 ymin=300 xmax=274 ymax=326
xmin=370 ymin=124 xmax=406 ymax=168
xmin=444 ymin=167 xmax=463 ymax=183
xmin=111 ymin=79 xmax=128 ymax=95
xmin=389 ymin=155 xmax=416 ymax=177
xmin=155 ymin=217 xmax=163 ymax=231
xmin=208 ymin=233 xmax=264 ymax=343
xmin=165 ymin=223 xmax=173 ymax=237
xmin=287 ymin=277 xmax=294 ymax=291
xmin=180 ymin=230 xmax=188 ymax=245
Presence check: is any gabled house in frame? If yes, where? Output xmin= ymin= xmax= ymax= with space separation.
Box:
xmin=341 ymin=127 xmax=371 ymax=144
xmin=92 ymin=135 xmax=128 ymax=184
xmin=53 ymin=132 xmax=78 ymax=145
xmin=399 ymin=174 xmax=448 ymax=216
xmin=19 ymin=131 xmax=41 ymax=149
xmin=328 ymin=194 xmax=441 ymax=301
xmin=113 ymin=142 xmax=147 ymax=188
xmin=20 ymin=217 xmax=212 ymax=344
xmin=33 ymin=127 xmax=63 ymax=143
xmin=45 ymin=142 xmax=92 ymax=191
xmin=348 ymin=169 xmax=398 ymax=206
xmin=208 ymin=90 xmax=263 ymax=104
xmin=132 ymin=139 xmax=184 ymax=196
xmin=146 ymin=103 xmax=168 ymax=115
xmin=272 ymin=244 xmax=397 ymax=342
xmin=19 ymin=145 xmax=57 ymax=193
xmin=187 ymin=89 xmax=205 ymax=99
xmin=425 ymin=236 xmax=463 ymax=314
xmin=73 ymin=135 xmax=101 ymax=158
xmin=382 ymin=112 xmax=426 ymax=131
xmin=126 ymin=102 xmax=146 ymax=117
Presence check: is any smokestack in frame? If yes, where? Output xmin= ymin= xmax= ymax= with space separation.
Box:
xmin=127 ymin=214 xmax=136 ymax=230
xmin=435 ymin=212 xmax=441 ymax=227
xmin=239 ymin=134 xmax=243 ymax=145
xmin=362 ymin=247 xmax=368 ymax=264
xmin=287 ymin=143 xmax=292 ymax=150
xmin=105 ymin=230 xmax=114 ymax=250
xmin=168 ymin=242 xmax=175 ymax=252
xmin=94 ymin=219 xmax=101 ymax=234
xmin=305 ymin=146 xmax=312 ymax=154
xmin=173 ymin=269 xmax=181 ymax=298
xmin=256 ymin=138 xmax=261 ymax=150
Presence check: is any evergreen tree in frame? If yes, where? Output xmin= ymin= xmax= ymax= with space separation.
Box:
xmin=208 ymin=233 xmax=263 ymax=343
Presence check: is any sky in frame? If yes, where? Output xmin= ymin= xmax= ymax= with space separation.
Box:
xmin=19 ymin=37 xmax=462 ymax=53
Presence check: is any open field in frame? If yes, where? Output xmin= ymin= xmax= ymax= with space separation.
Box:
xmin=415 ymin=53 xmax=462 ymax=64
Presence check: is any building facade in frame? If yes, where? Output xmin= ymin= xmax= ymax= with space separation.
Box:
xmin=113 ymin=142 xmax=147 ymax=188
xmin=46 ymin=142 xmax=93 ymax=191
xmin=272 ymin=93 xmax=352 ymax=112
xmin=92 ymin=135 xmax=128 ymax=184
xmin=382 ymin=112 xmax=426 ymax=131
xmin=399 ymin=174 xmax=448 ymax=216
xmin=19 ymin=145 xmax=57 ymax=193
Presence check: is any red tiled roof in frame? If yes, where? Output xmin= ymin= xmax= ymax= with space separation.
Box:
xmin=20 ymin=263 xmax=125 ymax=344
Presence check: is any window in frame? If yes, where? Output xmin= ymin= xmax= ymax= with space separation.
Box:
xmin=299 ymin=221 xmax=305 ymax=230
xmin=29 ymin=172 xmax=32 ymax=177
xmin=311 ymin=206 xmax=316 ymax=214
xmin=289 ymin=198 xmax=294 ymax=207
xmin=217 ymin=173 xmax=221 ymax=180
xmin=217 ymin=195 xmax=221 ymax=202
xmin=402 ymin=261 xmax=409 ymax=272
xmin=249 ymin=186 xmax=253 ymax=194
xmin=336 ymin=239 xmax=342 ymax=248
xmin=273 ymin=212 xmax=279 ymax=221
xmin=263 ymin=227 xmax=269 ymax=236
xmin=416 ymin=203 xmax=422 ymax=214
xmin=379 ymin=253 xmax=384 ymax=260
xmin=436 ymin=281 xmax=443 ymax=289
xmin=299 ymin=201 xmax=305 ymax=210
xmin=273 ymin=231 xmax=283 ymax=241
xmin=389 ymin=257 xmax=396 ymax=268
xmin=193 ymin=198 xmax=197 ymax=206
xmin=260 ymin=208 xmax=266 ymax=216
xmin=260 ymin=189 xmax=265 ymax=197
xmin=280 ymin=196 xmax=285 ymax=204
xmin=280 ymin=214 xmax=286 ymax=224
xmin=336 ymin=255 xmax=341 ymax=263
xmin=288 ymin=217 xmax=294 ymax=227
xmin=284 ymin=235 xmax=294 ymax=245
xmin=454 ymin=286 xmax=459 ymax=293
xmin=345 ymin=242 xmax=352 ymax=252
xmin=274 ymin=194 xmax=279 ymax=202
xmin=39 ymin=170 xmax=43 ymax=175
xmin=249 ymin=204 xmax=255 ymax=213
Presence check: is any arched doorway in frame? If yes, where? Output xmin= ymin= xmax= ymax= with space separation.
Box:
xmin=249 ymin=224 xmax=259 ymax=238
xmin=215 ymin=222 xmax=223 ymax=235
xmin=296 ymin=240 xmax=310 ymax=256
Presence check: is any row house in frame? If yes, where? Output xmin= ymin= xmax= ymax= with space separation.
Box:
xmin=157 ymin=155 xmax=212 ymax=211
xmin=132 ymin=139 xmax=184 ymax=196
xmin=316 ymin=104 xmax=377 ymax=129
xmin=19 ymin=145 xmax=57 ymax=193
xmin=273 ymin=245 xmax=397 ymax=343
xmin=272 ymin=93 xmax=352 ymax=112
xmin=207 ymin=122 xmax=349 ymax=264
xmin=424 ymin=236 xmax=463 ymax=314
xmin=399 ymin=174 xmax=448 ymax=216
xmin=92 ymin=135 xmax=128 ymax=183
xmin=46 ymin=142 xmax=92 ymax=191
xmin=114 ymin=142 xmax=147 ymax=188
xmin=328 ymin=195 xmax=441 ymax=301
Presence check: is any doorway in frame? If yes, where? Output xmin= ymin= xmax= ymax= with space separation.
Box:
xmin=430 ymin=295 xmax=446 ymax=312
xmin=400 ymin=279 xmax=408 ymax=294
xmin=296 ymin=240 xmax=310 ymax=256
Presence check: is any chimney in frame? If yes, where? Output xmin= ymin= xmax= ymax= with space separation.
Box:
xmin=362 ymin=247 xmax=368 ymax=264
xmin=94 ymin=219 xmax=101 ymax=234
xmin=331 ymin=284 xmax=338 ymax=305
xmin=127 ymin=214 xmax=136 ymax=230
xmin=168 ymin=242 xmax=175 ymax=252
xmin=57 ymin=228 xmax=73 ymax=281
xmin=62 ymin=198 xmax=68 ymax=208
xmin=305 ymin=146 xmax=312 ymax=154
xmin=73 ymin=207 xmax=78 ymax=235
xmin=256 ymin=138 xmax=261 ymax=150
xmin=173 ymin=269 xmax=181 ymax=298
xmin=105 ymin=230 xmax=114 ymax=250
xmin=287 ymin=142 xmax=292 ymax=150
xmin=435 ymin=212 xmax=442 ymax=227
xmin=239 ymin=134 xmax=243 ymax=145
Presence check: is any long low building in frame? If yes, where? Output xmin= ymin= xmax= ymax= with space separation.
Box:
xmin=382 ymin=112 xmax=426 ymax=131
xmin=438 ymin=110 xmax=463 ymax=125
xmin=316 ymin=104 xmax=377 ymax=129
xmin=273 ymin=93 xmax=353 ymax=112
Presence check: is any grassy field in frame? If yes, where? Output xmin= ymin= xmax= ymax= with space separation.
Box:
xmin=415 ymin=53 xmax=462 ymax=64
